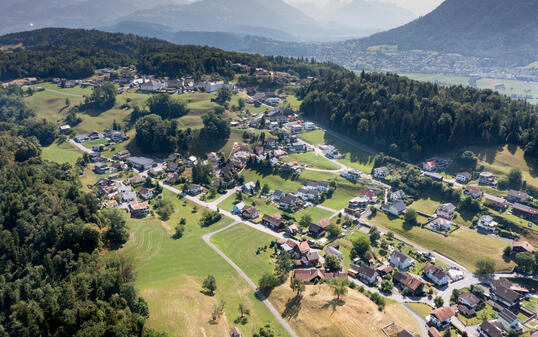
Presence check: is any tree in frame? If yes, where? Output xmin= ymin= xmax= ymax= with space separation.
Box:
xmin=65 ymin=97 xmax=70 ymax=106
xmin=201 ymin=112 xmax=230 ymax=141
xmin=404 ymin=209 xmax=418 ymax=225
xmin=331 ymin=279 xmax=348 ymax=300
xmin=276 ymin=251 xmax=292 ymax=275
xmin=369 ymin=205 xmax=377 ymax=217
xmin=202 ymin=275 xmax=217 ymax=295
xmin=434 ymin=296 xmax=444 ymax=308
xmin=147 ymin=94 xmax=188 ymax=119
xmin=238 ymin=98 xmax=245 ymax=110
xmin=475 ymin=257 xmax=496 ymax=275
xmin=299 ymin=214 xmax=313 ymax=228
xmin=380 ymin=280 xmax=393 ymax=294
xmin=172 ymin=224 xmax=184 ymax=239
xmin=514 ymin=252 xmax=536 ymax=274
xmin=253 ymin=324 xmax=276 ymax=337
xmin=324 ymin=254 xmax=342 ymax=273
xmin=261 ymin=184 xmax=270 ymax=195
xmin=290 ymin=278 xmax=305 ymax=296
xmin=102 ymin=208 xmax=129 ymax=246
xmin=503 ymin=246 xmax=513 ymax=258
xmin=352 ymin=236 xmax=371 ymax=259
xmin=86 ymin=82 xmax=116 ymax=110
xmin=369 ymin=226 xmax=380 ymax=244
xmin=458 ymin=151 xmax=477 ymax=168
xmin=199 ymin=210 xmax=222 ymax=227
xmin=154 ymin=199 xmax=174 ymax=220
xmin=215 ymin=87 xmax=232 ymax=105
xmin=238 ymin=302 xmax=249 ymax=318
xmin=259 ymin=273 xmax=279 ymax=296
xmin=327 ymin=223 xmax=341 ymax=239
xmin=211 ymin=300 xmax=225 ymax=323
xmin=507 ymin=168 xmax=523 ymax=189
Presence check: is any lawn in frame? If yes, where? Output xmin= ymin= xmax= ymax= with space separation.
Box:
xmin=294 ymin=207 xmax=335 ymax=223
xmin=211 ymin=223 xmax=278 ymax=282
xmin=405 ymin=302 xmax=433 ymax=318
xmin=241 ymin=169 xmax=304 ymax=193
xmin=219 ymin=194 xmax=281 ymax=217
xmin=283 ymin=95 xmax=302 ymax=110
xmin=41 ymin=140 xmax=83 ymax=165
xmin=282 ymin=152 xmax=340 ymax=170
xmin=298 ymin=130 xmax=375 ymax=173
xmin=409 ymin=198 xmax=440 ymax=216
xmin=112 ymin=190 xmax=289 ymax=337
xmin=269 ymin=282 xmax=421 ymax=337
xmin=398 ymin=73 xmax=471 ymax=87
xmin=369 ymin=212 xmax=514 ymax=272
xmin=457 ymin=303 xmax=497 ymax=326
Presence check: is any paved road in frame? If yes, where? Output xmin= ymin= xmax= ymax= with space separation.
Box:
xmin=44 ymin=88 xmax=84 ymax=97
xmin=203 ymin=222 xmax=299 ymax=337
xmin=68 ymin=139 xmax=92 ymax=153
xmin=402 ymin=303 xmax=429 ymax=337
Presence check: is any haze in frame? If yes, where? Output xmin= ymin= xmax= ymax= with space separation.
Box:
xmin=285 ymin=0 xmax=444 ymax=15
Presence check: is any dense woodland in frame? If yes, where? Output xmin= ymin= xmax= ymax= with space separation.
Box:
xmin=299 ymin=71 xmax=538 ymax=161
xmin=0 ymin=28 xmax=342 ymax=81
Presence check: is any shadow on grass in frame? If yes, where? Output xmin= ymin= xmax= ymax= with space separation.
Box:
xmin=282 ymin=294 xmax=303 ymax=319
xmin=200 ymin=289 xmax=215 ymax=297
xmin=322 ymin=297 xmax=346 ymax=314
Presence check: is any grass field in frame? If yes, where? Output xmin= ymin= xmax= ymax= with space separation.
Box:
xmin=41 ymin=140 xmax=83 ymax=165
xmin=369 ymin=212 xmax=513 ymax=272
xmin=294 ymin=207 xmax=335 ymax=223
xmin=282 ymin=152 xmax=340 ymax=170
xmin=405 ymin=302 xmax=432 ymax=318
xmin=298 ymin=130 xmax=375 ymax=173
xmin=476 ymin=78 xmax=538 ymax=104
xmin=219 ymin=194 xmax=282 ymax=217
xmin=241 ymin=169 xmax=304 ymax=193
xmin=269 ymin=283 xmax=421 ymax=337
xmin=398 ymin=73 xmax=471 ymax=87
xmin=409 ymin=198 xmax=441 ymax=216
xmin=112 ymin=190 xmax=289 ymax=337
xmin=457 ymin=302 xmax=497 ymax=326
xmin=211 ymin=223 xmax=277 ymax=282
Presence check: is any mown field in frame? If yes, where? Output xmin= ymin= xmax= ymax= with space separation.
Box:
xmin=369 ymin=212 xmax=513 ymax=272
xmin=282 ymin=152 xmax=340 ymax=170
xmin=111 ymin=190 xmax=290 ymax=337
xmin=41 ymin=140 xmax=83 ymax=165
xmin=298 ymin=130 xmax=375 ymax=173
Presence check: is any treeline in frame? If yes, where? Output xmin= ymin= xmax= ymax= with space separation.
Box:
xmin=0 ymin=135 xmax=164 ymax=336
xmin=0 ymin=28 xmax=344 ymax=81
xmin=299 ymin=71 xmax=538 ymax=161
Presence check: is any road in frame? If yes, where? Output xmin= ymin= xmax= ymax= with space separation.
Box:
xmin=68 ymin=139 xmax=92 ymax=153
xmin=203 ymin=222 xmax=299 ymax=337
xmin=402 ymin=303 xmax=430 ymax=337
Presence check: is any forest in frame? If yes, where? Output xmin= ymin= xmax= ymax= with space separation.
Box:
xmin=299 ymin=71 xmax=538 ymax=161
xmin=0 ymin=28 xmax=343 ymax=81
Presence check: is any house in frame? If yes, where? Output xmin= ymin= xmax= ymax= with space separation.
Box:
xmin=230 ymin=327 xmax=242 ymax=337
xmin=207 ymin=152 xmax=219 ymax=166
xmin=289 ymin=123 xmax=303 ymax=134
xmin=265 ymin=108 xmax=291 ymax=123
xmin=304 ymin=122 xmax=315 ymax=131
xmin=477 ymin=215 xmax=498 ymax=233
xmin=129 ymin=175 xmax=146 ymax=186
xmin=290 ymin=142 xmax=306 ymax=152
xmin=423 ymin=161 xmax=437 ymax=172
xmin=377 ymin=265 xmax=394 ymax=276
xmin=324 ymin=246 xmax=343 ymax=260
xmin=457 ymin=304 xmax=476 ymax=318
xmin=305 ymin=180 xmax=329 ymax=192
xmin=74 ymin=134 xmax=90 ymax=143
xmin=492 ymin=285 xmax=521 ymax=307
xmin=233 ymin=202 xmax=246 ymax=215
xmin=464 ymin=185 xmax=483 ymax=199
xmin=381 ymin=201 xmax=407 ymax=216
xmin=262 ymin=214 xmax=285 ymax=230
xmin=389 ymin=251 xmax=414 ymax=270
xmin=242 ymin=206 xmax=259 ymax=220
xmin=109 ymin=131 xmax=127 ymax=143
xmin=272 ymin=190 xmax=285 ymax=201
xmin=94 ymin=162 xmax=110 ymax=174
xmin=429 ymin=307 xmax=454 ymax=329
xmin=165 ymin=172 xmax=179 ymax=185
xmin=484 ymin=194 xmax=508 ymax=211
xmin=325 ymin=146 xmax=340 ymax=159
xmin=298 ymin=187 xmax=319 ymax=201
xmin=188 ymin=184 xmax=203 ymax=196
xmin=354 ymin=264 xmax=378 ymax=285
xmin=479 ymin=172 xmax=497 ymax=187
xmin=512 ymin=203 xmax=538 ymax=221
xmin=301 ymin=251 xmax=320 ymax=266
xmin=423 ymin=263 xmax=449 ymax=286
xmin=478 ymin=320 xmax=504 ymax=337
xmin=348 ymin=196 xmax=369 ymax=209
xmin=185 ymin=156 xmax=198 ymax=166
xmin=427 ymin=327 xmax=442 ymax=337
xmin=129 ymin=201 xmax=149 ymax=218
xmin=121 ymin=190 xmax=137 ymax=203
xmin=390 ymin=190 xmax=405 ymax=201
xmin=286 ymin=224 xmax=299 ymax=236
xmin=436 ymin=203 xmax=456 ymax=219
xmin=140 ymin=79 xmax=166 ymax=91
xmin=491 ymin=278 xmax=513 ymax=291
xmin=242 ymin=181 xmax=256 ymax=194
xmin=127 ymin=157 xmax=154 ymax=171
xmin=393 ymin=271 xmax=424 ymax=295
xmin=423 ymin=172 xmax=443 ymax=181
xmin=309 ymin=218 xmax=331 ymax=237
xmin=139 ymin=188 xmax=154 ymax=200
xmin=507 ymin=190 xmax=531 ymax=203
xmin=114 ymin=150 xmax=131 ymax=161
xmin=429 ymin=218 xmax=452 ymax=232
xmin=292 ymin=268 xmax=347 ymax=283
xmin=512 ymin=241 xmax=534 ymax=254
xmin=373 ymin=166 xmax=389 ymax=178
xmin=458 ymin=292 xmax=481 ymax=309
xmin=498 ymin=308 xmax=523 ymax=333
xmin=361 ymin=189 xmax=378 ymax=203
xmin=60 ymin=125 xmax=71 ymax=134
xmin=340 ymin=169 xmax=362 ymax=182
xmin=295 ymin=241 xmax=310 ymax=256
xmin=456 ymin=172 xmax=472 ymax=184
xmin=279 ymin=194 xmax=299 ymax=209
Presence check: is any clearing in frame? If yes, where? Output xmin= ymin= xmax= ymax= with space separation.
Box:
xmin=282 ymin=152 xmax=340 ymax=170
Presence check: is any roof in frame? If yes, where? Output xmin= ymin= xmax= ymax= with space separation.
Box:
xmin=297 ymin=241 xmax=310 ymax=254
xmin=437 ymin=203 xmax=456 ymax=213
xmin=465 ymin=185 xmax=482 ymax=194
xmin=356 ymin=265 xmax=377 ymax=279
xmin=513 ymin=241 xmax=534 ymax=252
xmin=494 ymin=285 xmax=521 ymax=303
xmin=393 ymin=271 xmax=408 ymax=284
xmin=129 ymin=201 xmax=149 ymax=210
xmin=431 ymin=218 xmax=452 ymax=227
xmin=262 ymin=214 xmax=284 ymax=227
xmin=458 ymin=292 xmax=480 ymax=307
xmin=431 ymin=307 xmax=454 ymax=321
xmin=423 ymin=263 xmax=448 ymax=280
xmin=479 ymin=320 xmax=503 ymax=337
xmin=293 ymin=268 xmax=346 ymax=282
xmin=404 ymin=276 xmax=424 ymax=291
xmin=457 ymin=304 xmax=475 ymax=317
xmin=390 ymin=250 xmax=411 ymax=264
xmin=491 ymin=278 xmax=512 ymax=289
xmin=499 ymin=308 xmax=518 ymax=323
xmin=457 ymin=172 xmax=472 ymax=179
xmin=139 ymin=188 xmax=153 ymax=195
xmin=484 ymin=194 xmax=506 ymax=204
xmin=427 ymin=327 xmax=442 ymax=337
xmin=508 ymin=189 xmax=530 ymax=200
xmin=392 ymin=201 xmax=407 ymax=212
xmin=513 ymin=203 xmax=538 ymax=215
xmin=397 ymin=330 xmax=418 ymax=337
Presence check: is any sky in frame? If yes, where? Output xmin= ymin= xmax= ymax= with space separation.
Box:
xmin=284 ymin=0 xmax=444 ymax=16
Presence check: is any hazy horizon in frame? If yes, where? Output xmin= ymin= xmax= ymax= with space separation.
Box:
xmin=284 ymin=0 xmax=444 ymax=16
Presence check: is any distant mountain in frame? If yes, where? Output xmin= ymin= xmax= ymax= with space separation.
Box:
xmin=355 ymin=0 xmax=538 ymax=65
xmin=324 ymin=0 xmax=416 ymax=30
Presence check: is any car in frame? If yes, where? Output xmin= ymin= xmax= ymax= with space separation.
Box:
xmin=529 ymin=223 xmax=533 ymax=227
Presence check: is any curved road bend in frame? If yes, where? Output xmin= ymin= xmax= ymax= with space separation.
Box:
xmin=203 ymin=222 xmax=299 ymax=337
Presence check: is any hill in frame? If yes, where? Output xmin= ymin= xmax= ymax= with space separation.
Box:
xmin=354 ymin=0 xmax=538 ymax=65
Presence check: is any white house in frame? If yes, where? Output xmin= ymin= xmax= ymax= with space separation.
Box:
xmin=354 ymin=265 xmax=378 ymax=285
xmin=185 ymin=156 xmax=198 ymax=166
xmin=498 ymin=308 xmax=523 ymax=334
xmin=298 ymin=187 xmax=319 ymax=201
xmin=304 ymin=122 xmax=315 ymax=131
xmin=233 ymin=202 xmax=246 ymax=215
xmin=140 ymin=79 xmax=167 ymax=91
xmin=423 ymin=263 xmax=449 ymax=286
xmin=373 ymin=166 xmax=389 ymax=178
xmin=436 ymin=203 xmax=456 ymax=219
xmin=201 ymin=81 xmax=233 ymax=93
xmin=381 ymin=201 xmax=406 ymax=216
xmin=477 ymin=215 xmax=498 ymax=233
xmin=242 ymin=181 xmax=256 ymax=194
xmin=390 ymin=190 xmax=405 ymax=201
xmin=429 ymin=307 xmax=454 ymax=330
xmin=429 ymin=218 xmax=452 ymax=232
xmin=389 ymin=251 xmax=414 ymax=270
xmin=456 ymin=172 xmax=472 ymax=184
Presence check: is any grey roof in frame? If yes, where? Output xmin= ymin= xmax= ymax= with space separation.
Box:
xmin=390 ymin=250 xmax=410 ymax=263
xmin=479 ymin=320 xmax=503 ymax=337
xmin=494 ymin=285 xmax=521 ymax=303
xmin=459 ymin=292 xmax=480 ymax=307
xmin=392 ymin=201 xmax=407 ymax=212
xmin=356 ymin=265 xmax=376 ymax=278
xmin=499 ymin=308 xmax=518 ymax=323
xmin=438 ymin=203 xmax=456 ymax=213
xmin=127 ymin=156 xmax=154 ymax=167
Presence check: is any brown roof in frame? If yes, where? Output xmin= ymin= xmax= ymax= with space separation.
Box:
xmin=513 ymin=241 xmax=534 ymax=252
xmin=427 ymin=327 xmax=442 ymax=337
xmin=293 ymin=268 xmax=346 ymax=282
xmin=457 ymin=304 xmax=476 ymax=317
xmin=458 ymin=292 xmax=480 ymax=307
xmin=431 ymin=307 xmax=454 ymax=321
xmin=377 ymin=265 xmax=394 ymax=274
xmin=479 ymin=320 xmax=503 ymax=337
xmin=129 ymin=201 xmax=149 ymax=210
xmin=494 ymin=285 xmax=521 ymax=304
xmin=397 ymin=330 xmax=419 ymax=337
xmin=316 ymin=217 xmax=331 ymax=228
xmin=297 ymin=241 xmax=310 ymax=255
xmin=404 ymin=276 xmax=425 ymax=292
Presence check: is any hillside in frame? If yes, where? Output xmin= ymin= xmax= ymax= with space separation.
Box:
xmin=354 ymin=0 xmax=538 ymax=65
